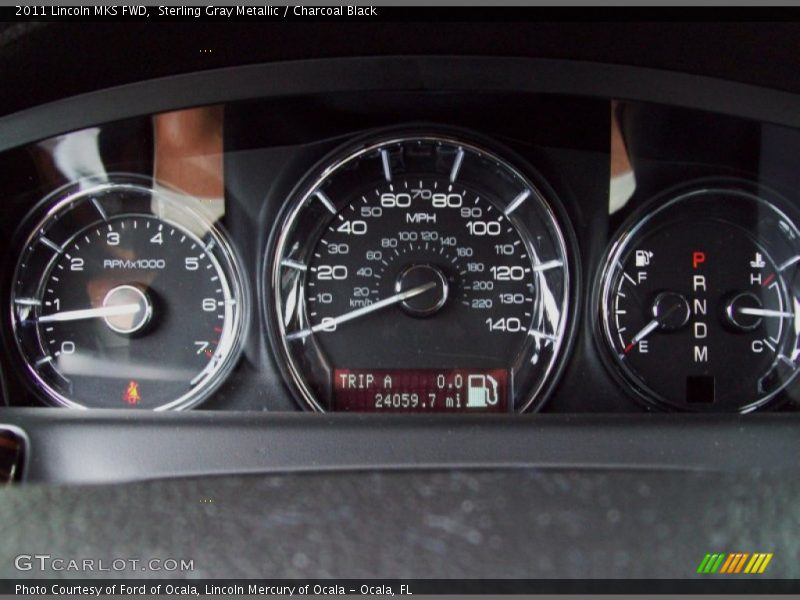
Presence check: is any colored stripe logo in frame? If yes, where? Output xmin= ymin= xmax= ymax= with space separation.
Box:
xmin=697 ymin=553 xmax=773 ymax=574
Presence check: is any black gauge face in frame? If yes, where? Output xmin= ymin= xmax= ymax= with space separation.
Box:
xmin=11 ymin=181 xmax=246 ymax=409
xmin=270 ymin=133 xmax=573 ymax=412
xmin=598 ymin=187 xmax=800 ymax=412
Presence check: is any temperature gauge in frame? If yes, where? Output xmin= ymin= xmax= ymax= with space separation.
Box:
xmin=597 ymin=185 xmax=800 ymax=412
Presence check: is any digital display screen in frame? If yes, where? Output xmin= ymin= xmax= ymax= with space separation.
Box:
xmin=333 ymin=368 xmax=509 ymax=412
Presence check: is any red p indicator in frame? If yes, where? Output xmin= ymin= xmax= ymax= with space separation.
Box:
xmin=693 ymin=251 xmax=706 ymax=269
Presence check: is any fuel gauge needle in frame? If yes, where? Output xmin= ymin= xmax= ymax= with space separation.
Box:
xmin=286 ymin=282 xmax=436 ymax=340
xmin=623 ymin=319 xmax=660 ymax=355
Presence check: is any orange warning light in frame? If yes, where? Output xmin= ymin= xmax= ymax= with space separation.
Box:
xmin=124 ymin=381 xmax=141 ymax=405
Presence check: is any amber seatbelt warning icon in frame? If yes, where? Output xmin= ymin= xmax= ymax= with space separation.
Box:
xmin=123 ymin=381 xmax=141 ymax=405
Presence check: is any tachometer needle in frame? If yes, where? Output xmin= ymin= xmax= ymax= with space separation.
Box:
xmin=37 ymin=303 xmax=142 ymax=323
xmin=623 ymin=319 xmax=660 ymax=354
xmin=287 ymin=282 xmax=437 ymax=340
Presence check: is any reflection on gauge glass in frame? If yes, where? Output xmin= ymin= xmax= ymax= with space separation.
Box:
xmin=11 ymin=179 xmax=246 ymax=410
xmin=598 ymin=185 xmax=800 ymax=412
xmin=269 ymin=132 xmax=574 ymax=413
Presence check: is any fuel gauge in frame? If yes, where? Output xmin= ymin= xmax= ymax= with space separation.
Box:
xmin=597 ymin=185 xmax=800 ymax=412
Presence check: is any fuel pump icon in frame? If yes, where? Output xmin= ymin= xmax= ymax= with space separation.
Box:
xmin=467 ymin=374 xmax=499 ymax=408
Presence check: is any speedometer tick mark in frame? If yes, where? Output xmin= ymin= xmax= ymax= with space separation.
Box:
xmin=314 ymin=190 xmax=337 ymax=214
xmin=529 ymin=330 xmax=557 ymax=342
xmin=504 ymin=190 xmax=531 ymax=216
xmin=532 ymin=259 xmax=564 ymax=272
xmin=449 ymin=147 xmax=465 ymax=183
xmin=380 ymin=148 xmax=392 ymax=183
xmin=281 ymin=259 xmax=308 ymax=271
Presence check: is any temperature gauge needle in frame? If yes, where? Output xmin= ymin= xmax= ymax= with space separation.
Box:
xmin=287 ymin=282 xmax=437 ymax=340
xmin=623 ymin=319 xmax=660 ymax=354
xmin=37 ymin=303 xmax=142 ymax=323
xmin=737 ymin=307 xmax=795 ymax=318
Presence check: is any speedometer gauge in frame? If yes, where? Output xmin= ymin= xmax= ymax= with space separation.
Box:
xmin=10 ymin=179 xmax=246 ymax=410
xmin=597 ymin=184 xmax=800 ymax=412
xmin=269 ymin=131 xmax=575 ymax=412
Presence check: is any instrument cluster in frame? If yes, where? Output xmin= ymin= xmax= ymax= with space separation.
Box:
xmin=2 ymin=89 xmax=800 ymax=414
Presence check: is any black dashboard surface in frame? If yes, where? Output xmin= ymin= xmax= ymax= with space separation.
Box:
xmin=3 ymin=468 xmax=800 ymax=580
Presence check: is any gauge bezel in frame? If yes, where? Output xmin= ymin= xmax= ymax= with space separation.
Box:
xmin=8 ymin=176 xmax=249 ymax=411
xmin=266 ymin=126 xmax=580 ymax=413
xmin=593 ymin=179 xmax=800 ymax=413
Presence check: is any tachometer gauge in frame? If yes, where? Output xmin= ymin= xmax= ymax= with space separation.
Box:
xmin=269 ymin=131 xmax=575 ymax=412
xmin=10 ymin=179 xmax=246 ymax=410
xmin=597 ymin=184 xmax=800 ymax=412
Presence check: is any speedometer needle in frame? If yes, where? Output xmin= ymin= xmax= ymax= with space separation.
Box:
xmin=287 ymin=282 xmax=437 ymax=340
xmin=38 ymin=303 xmax=142 ymax=323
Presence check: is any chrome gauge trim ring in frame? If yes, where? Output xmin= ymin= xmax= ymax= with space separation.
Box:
xmin=9 ymin=177 xmax=248 ymax=411
xmin=594 ymin=182 xmax=800 ymax=413
xmin=267 ymin=129 xmax=577 ymax=413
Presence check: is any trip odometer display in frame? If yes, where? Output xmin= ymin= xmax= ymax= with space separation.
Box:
xmin=269 ymin=132 xmax=574 ymax=412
